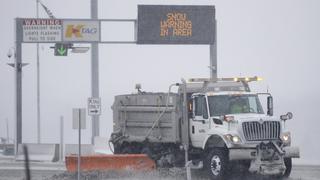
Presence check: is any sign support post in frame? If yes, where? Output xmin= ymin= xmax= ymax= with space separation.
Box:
xmin=15 ymin=19 xmax=23 ymax=154
xmin=91 ymin=0 xmax=100 ymax=144
xmin=78 ymin=109 xmax=81 ymax=180
xmin=36 ymin=0 xmax=41 ymax=145
xmin=72 ymin=108 xmax=86 ymax=180
xmin=210 ymin=20 xmax=217 ymax=80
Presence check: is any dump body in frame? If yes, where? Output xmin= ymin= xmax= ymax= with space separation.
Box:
xmin=112 ymin=82 xmax=249 ymax=144
xmin=111 ymin=81 xmax=247 ymax=145
xmin=112 ymin=93 xmax=182 ymax=143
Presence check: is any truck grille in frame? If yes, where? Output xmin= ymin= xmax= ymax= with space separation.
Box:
xmin=242 ymin=121 xmax=280 ymax=141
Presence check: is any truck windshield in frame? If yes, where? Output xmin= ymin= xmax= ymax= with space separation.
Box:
xmin=208 ymin=94 xmax=264 ymax=116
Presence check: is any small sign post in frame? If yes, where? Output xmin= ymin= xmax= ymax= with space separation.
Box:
xmin=88 ymin=97 xmax=101 ymax=116
xmin=72 ymin=108 xmax=86 ymax=180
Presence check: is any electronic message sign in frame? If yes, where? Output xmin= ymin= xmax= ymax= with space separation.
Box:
xmin=137 ymin=5 xmax=215 ymax=44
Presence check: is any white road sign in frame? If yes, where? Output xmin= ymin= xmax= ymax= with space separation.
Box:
xmin=72 ymin=108 xmax=86 ymax=129
xmin=63 ymin=20 xmax=100 ymax=42
xmin=88 ymin=97 xmax=101 ymax=116
xmin=22 ymin=19 xmax=62 ymax=42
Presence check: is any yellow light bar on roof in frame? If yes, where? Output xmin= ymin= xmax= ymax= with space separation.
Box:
xmin=188 ymin=76 xmax=263 ymax=83
xmin=188 ymin=78 xmax=211 ymax=82
xmin=219 ymin=76 xmax=263 ymax=82
xmin=257 ymin=77 xmax=263 ymax=81
xmin=232 ymin=76 xmax=263 ymax=82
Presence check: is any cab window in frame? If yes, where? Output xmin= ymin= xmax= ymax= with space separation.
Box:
xmin=194 ymin=96 xmax=208 ymax=119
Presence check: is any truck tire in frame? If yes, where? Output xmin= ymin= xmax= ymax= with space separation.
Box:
xmin=274 ymin=158 xmax=292 ymax=179
xmin=283 ymin=158 xmax=292 ymax=177
xmin=204 ymin=148 xmax=228 ymax=180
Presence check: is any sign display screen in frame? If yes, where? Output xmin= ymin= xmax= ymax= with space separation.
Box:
xmin=137 ymin=5 xmax=215 ymax=44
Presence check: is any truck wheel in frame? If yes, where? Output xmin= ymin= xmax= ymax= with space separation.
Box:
xmin=204 ymin=148 xmax=228 ymax=180
xmin=274 ymin=158 xmax=292 ymax=179
xmin=283 ymin=158 xmax=292 ymax=177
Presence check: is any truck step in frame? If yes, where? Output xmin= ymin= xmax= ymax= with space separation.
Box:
xmin=186 ymin=160 xmax=203 ymax=169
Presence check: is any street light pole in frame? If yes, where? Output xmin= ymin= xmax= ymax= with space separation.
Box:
xmin=7 ymin=45 xmax=27 ymax=154
xmin=36 ymin=0 xmax=41 ymax=144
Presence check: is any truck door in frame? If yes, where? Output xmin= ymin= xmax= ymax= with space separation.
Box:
xmin=190 ymin=94 xmax=210 ymax=148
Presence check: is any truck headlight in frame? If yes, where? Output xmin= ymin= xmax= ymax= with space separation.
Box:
xmin=224 ymin=134 xmax=242 ymax=144
xmin=280 ymin=132 xmax=291 ymax=145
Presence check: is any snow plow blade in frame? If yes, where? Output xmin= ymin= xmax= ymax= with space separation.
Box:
xmin=65 ymin=154 xmax=156 ymax=172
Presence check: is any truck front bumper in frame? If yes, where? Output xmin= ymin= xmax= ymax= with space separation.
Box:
xmin=229 ymin=146 xmax=300 ymax=161
xmin=229 ymin=146 xmax=299 ymax=175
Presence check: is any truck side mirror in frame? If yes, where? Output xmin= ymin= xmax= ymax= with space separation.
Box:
xmin=267 ymin=96 xmax=273 ymax=116
xmin=287 ymin=112 xmax=293 ymax=119
xmin=188 ymin=101 xmax=193 ymax=117
xmin=280 ymin=112 xmax=293 ymax=121
xmin=188 ymin=101 xmax=193 ymax=111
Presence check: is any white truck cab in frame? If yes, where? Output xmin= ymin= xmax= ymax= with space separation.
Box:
xmin=187 ymin=78 xmax=299 ymax=178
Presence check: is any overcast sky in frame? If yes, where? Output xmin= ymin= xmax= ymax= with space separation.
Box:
xmin=0 ymin=0 xmax=319 ymax=165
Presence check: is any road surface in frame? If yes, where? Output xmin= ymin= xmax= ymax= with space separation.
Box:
xmin=0 ymin=160 xmax=319 ymax=180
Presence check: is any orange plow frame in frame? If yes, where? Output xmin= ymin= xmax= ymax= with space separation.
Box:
xmin=65 ymin=154 xmax=156 ymax=172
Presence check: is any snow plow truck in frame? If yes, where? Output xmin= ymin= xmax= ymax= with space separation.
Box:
xmin=110 ymin=77 xmax=300 ymax=179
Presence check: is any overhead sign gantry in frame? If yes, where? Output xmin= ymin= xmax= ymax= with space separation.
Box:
xmin=13 ymin=5 xmax=216 ymax=152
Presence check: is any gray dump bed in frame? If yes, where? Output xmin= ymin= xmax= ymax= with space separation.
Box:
xmin=111 ymin=80 xmax=248 ymax=144
xmin=112 ymin=93 xmax=182 ymax=143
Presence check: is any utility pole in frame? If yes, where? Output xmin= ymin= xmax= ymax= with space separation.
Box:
xmin=36 ymin=0 xmax=41 ymax=144
xmin=91 ymin=0 xmax=100 ymax=143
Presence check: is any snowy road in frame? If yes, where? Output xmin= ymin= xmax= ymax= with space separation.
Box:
xmin=0 ymin=164 xmax=319 ymax=180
